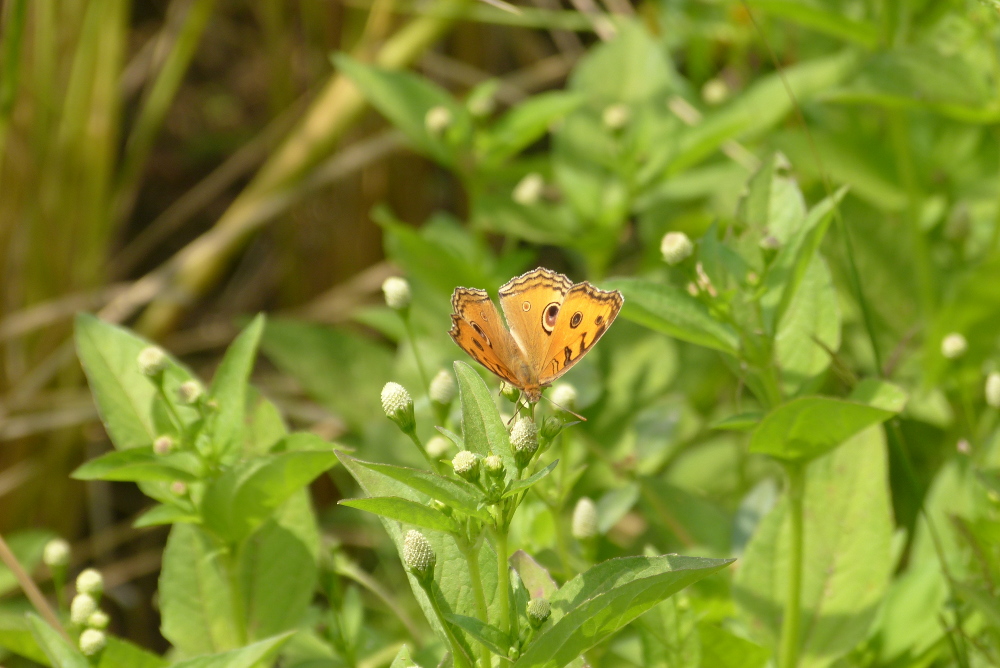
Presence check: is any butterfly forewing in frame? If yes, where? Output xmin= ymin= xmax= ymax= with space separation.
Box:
xmin=449 ymin=287 xmax=527 ymax=387
xmin=498 ymin=267 xmax=573 ymax=370
xmin=537 ymin=282 xmax=623 ymax=385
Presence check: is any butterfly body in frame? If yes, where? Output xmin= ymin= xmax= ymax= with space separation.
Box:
xmin=449 ymin=267 xmax=623 ymax=402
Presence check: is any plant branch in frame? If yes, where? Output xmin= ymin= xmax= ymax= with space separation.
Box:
xmin=778 ymin=462 xmax=806 ymax=668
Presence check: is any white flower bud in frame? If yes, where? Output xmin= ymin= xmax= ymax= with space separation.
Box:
xmin=941 ymin=333 xmax=968 ymax=359
xmin=70 ymin=593 xmax=98 ymax=625
xmin=452 ymin=450 xmax=479 ymax=480
xmin=602 ymin=103 xmax=630 ymax=130
xmin=513 ymin=173 xmax=545 ymax=206
xmin=701 ymin=78 xmax=729 ymax=105
xmin=75 ymin=568 xmax=103 ymax=597
xmin=79 ymin=628 xmax=106 ymax=656
xmin=42 ymin=538 xmax=70 ymax=569
xmin=957 ymin=439 xmax=971 ymax=455
xmin=429 ymin=369 xmax=457 ymax=405
xmin=511 ymin=417 xmax=538 ymax=454
xmin=549 ymin=383 xmax=577 ymax=410
xmin=527 ymin=597 xmax=551 ymax=627
xmin=572 ymin=497 xmax=598 ymax=539
xmin=170 ymin=481 xmax=188 ymax=496
xmin=425 ymin=106 xmax=453 ymax=136
xmin=403 ymin=530 xmax=436 ymax=577
xmin=986 ymin=372 xmax=1000 ymax=409
xmin=153 ymin=435 xmax=174 ymax=456
xmin=137 ymin=346 xmax=168 ymax=376
xmin=87 ymin=610 xmax=110 ymax=630
xmin=381 ymin=382 xmax=416 ymax=434
xmin=425 ymin=435 xmax=451 ymax=458
xmin=660 ymin=232 xmax=694 ymax=266
xmin=539 ymin=416 xmax=563 ymax=441
xmin=484 ymin=454 xmax=504 ymax=478
xmin=177 ymin=380 xmax=203 ymax=405
xmin=382 ymin=276 xmax=412 ymax=310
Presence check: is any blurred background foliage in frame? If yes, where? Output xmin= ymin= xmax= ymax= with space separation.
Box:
xmin=1 ymin=0 xmax=1000 ymax=665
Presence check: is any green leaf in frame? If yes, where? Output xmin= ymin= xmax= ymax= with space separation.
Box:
xmin=479 ymin=92 xmax=582 ymax=165
xmin=711 ymin=412 xmax=763 ymax=432
xmin=239 ymin=490 xmax=319 ymax=641
xmin=0 ymin=530 xmax=56 ymax=597
xmin=604 ymin=278 xmax=740 ymax=354
xmin=339 ymin=497 xmax=459 ymax=534
xmin=502 ymin=460 xmax=557 ymax=498
xmin=748 ymin=0 xmax=879 ymax=47
xmin=159 ymin=523 xmax=240 ymax=654
xmin=455 ymin=361 xmax=516 ymax=476
xmin=26 ymin=614 xmax=87 ymax=668
xmin=569 ymin=21 xmax=676 ymax=103
xmin=357 ymin=460 xmax=489 ymax=521
xmin=749 ymin=383 xmax=905 ymax=461
xmin=210 ymin=314 xmax=265 ymax=462
xmin=75 ymin=313 xmax=196 ymax=450
xmin=696 ymin=623 xmax=769 ymax=668
xmin=389 ymin=644 xmax=415 ymax=667
xmin=98 ymin=637 xmax=167 ymax=668
xmin=445 ymin=614 xmax=510 ymax=657
xmin=849 ymin=378 xmax=908 ymax=413
xmin=515 ymin=555 xmax=734 ymax=668
xmin=134 ymin=504 xmax=200 ymax=528
xmin=734 ymin=427 xmax=893 ymax=666
xmin=0 ymin=612 xmax=49 ymax=663
xmin=509 ymin=550 xmax=558 ymax=600
xmin=202 ymin=449 xmax=337 ymax=544
xmin=72 ymin=447 xmax=198 ymax=483
xmin=334 ymin=53 xmax=470 ymax=166
xmin=169 ymin=632 xmax=294 ymax=668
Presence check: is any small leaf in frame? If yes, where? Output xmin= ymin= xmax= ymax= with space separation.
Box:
xmin=134 ymin=504 xmax=200 ymax=528
xmin=0 ymin=612 xmax=49 ymax=663
xmin=503 ymin=460 xmax=558 ymax=498
xmin=389 ymin=644 xmax=415 ymax=667
xmin=169 ymin=632 xmax=294 ymax=668
xmin=455 ymin=361 xmax=516 ymax=476
xmin=72 ymin=447 xmax=198 ymax=483
xmin=210 ymin=314 xmax=265 ymax=461
xmin=27 ymin=614 xmax=88 ymax=668
xmin=479 ymin=92 xmax=582 ymax=164
xmin=446 ymin=614 xmax=510 ymax=657
xmin=604 ymin=278 xmax=740 ymax=355
xmin=436 ymin=426 xmax=466 ymax=450
xmin=749 ymin=383 xmax=906 ymax=461
xmin=357 ymin=460 xmax=489 ymax=521
xmin=97 ymin=637 xmax=167 ymax=668
xmin=711 ymin=412 xmax=764 ymax=431
xmin=849 ymin=378 xmax=908 ymax=413
xmin=339 ymin=497 xmax=459 ymax=534
xmin=510 ymin=550 xmax=558 ymax=600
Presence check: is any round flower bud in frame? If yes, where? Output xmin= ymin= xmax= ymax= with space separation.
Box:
xmin=42 ymin=538 xmax=70 ymax=569
xmin=701 ymin=77 xmax=729 ymax=105
xmin=527 ymin=597 xmax=551 ymax=627
xmin=484 ymin=454 xmax=504 ymax=478
xmin=382 ymin=276 xmax=411 ymax=311
xmin=602 ymin=103 xmax=630 ymax=130
xmin=425 ymin=106 xmax=453 ymax=136
xmin=660 ymin=232 xmax=693 ymax=266
xmin=177 ymin=380 xmax=203 ymax=405
xmin=79 ymin=628 xmax=106 ymax=656
xmin=425 ymin=435 xmax=451 ymax=459
xmin=87 ymin=609 xmax=110 ymax=630
xmin=452 ymin=450 xmax=480 ymax=481
xmin=70 ymin=593 xmax=98 ymax=625
xmin=403 ymin=530 xmax=436 ymax=578
xmin=549 ymin=383 xmax=577 ymax=410
xmin=170 ymin=481 xmax=188 ymax=496
xmin=429 ymin=369 xmax=457 ymax=405
xmin=957 ymin=439 xmax=971 ymax=455
xmin=571 ymin=497 xmax=599 ymax=540
xmin=381 ymin=382 xmax=416 ymax=434
xmin=153 ymin=435 xmax=175 ymax=456
xmin=941 ymin=333 xmax=968 ymax=360
xmin=513 ymin=173 xmax=545 ymax=206
xmin=539 ymin=416 xmax=564 ymax=441
xmin=137 ymin=346 xmax=168 ymax=376
xmin=511 ymin=418 xmax=539 ymax=467
xmin=76 ymin=568 xmax=103 ymax=597
xmin=986 ymin=372 xmax=1000 ymax=409
xmin=500 ymin=381 xmax=520 ymax=403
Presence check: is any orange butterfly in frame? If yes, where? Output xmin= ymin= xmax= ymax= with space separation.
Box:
xmin=449 ymin=267 xmax=623 ymax=402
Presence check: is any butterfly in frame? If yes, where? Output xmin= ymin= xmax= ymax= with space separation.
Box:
xmin=449 ymin=267 xmax=623 ymax=403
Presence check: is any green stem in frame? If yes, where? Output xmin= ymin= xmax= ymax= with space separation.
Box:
xmin=495 ymin=525 xmax=511 ymax=636
xmin=402 ymin=311 xmax=430 ymax=395
xmin=406 ymin=430 xmax=442 ymax=474
xmin=778 ymin=463 xmax=806 ymax=668
xmin=460 ymin=541 xmax=492 ymax=668
xmin=223 ymin=547 xmax=248 ymax=645
xmin=424 ymin=580 xmax=472 ymax=668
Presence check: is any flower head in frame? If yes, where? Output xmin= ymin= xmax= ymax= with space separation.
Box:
xmin=452 ymin=450 xmax=480 ymax=481
xmin=42 ymin=538 xmax=70 ymax=569
xmin=602 ymin=103 xmax=630 ymax=130
xmin=660 ymin=232 xmax=693 ymax=266
xmin=403 ymin=530 xmax=436 ymax=578
xmin=79 ymin=629 xmax=106 ymax=656
xmin=70 ymin=593 xmax=98 ymax=625
xmin=381 ymin=382 xmax=416 ymax=434
xmin=177 ymin=380 xmax=203 ymax=405
xmin=986 ymin=372 xmax=1000 ymax=409
xmin=425 ymin=106 xmax=453 ymax=136
xmin=76 ymin=568 xmax=103 ymax=597
xmin=511 ymin=417 xmax=539 ymax=467
xmin=701 ymin=77 xmax=729 ymax=105
xmin=429 ymin=369 xmax=457 ymax=405
xmin=137 ymin=346 xmax=168 ymax=376
xmin=527 ymin=597 xmax=551 ymax=627
xmin=153 ymin=435 xmax=175 ymax=456
xmin=87 ymin=610 xmax=110 ymax=630
xmin=425 ymin=435 xmax=451 ymax=459
xmin=572 ymin=497 xmax=598 ymax=540
xmin=484 ymin=454 xmax=504 ymax=478
xmin=941 ymin=333 xmax=968 ymax=359
xmin=382 ymin=277 xmax=412 ymax=311
xmin=513 ymin=173 xmax=545 ymax=206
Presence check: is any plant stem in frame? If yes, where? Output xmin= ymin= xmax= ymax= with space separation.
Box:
xmin=0 ymin=532 xmax=69 ymax=641
xmin=460 ymin=541 xmax=492 ymax=668
xmin=402 ymin=311 xmax=430 ymax=394
xmin=495 ymin=525 xmax=510 ymax=636
xmin=778 ymin=463 xmax=806 ymax=668
xmin=423 ymin=580 xmax=472 ymax=668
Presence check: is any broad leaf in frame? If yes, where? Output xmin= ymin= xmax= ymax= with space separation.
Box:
xmin=209 ymin=314 xmax=265 ymax=462
xmin=72 ymin=447 xmax=198 ymax=483
xmin=509 ymin=550 xmax=558 ymax=600
xmin=357 ymin=460 xmax=489 ymax=521
xmin=0 ymin=612 xmax=49 ymax=664
xmin=98 ymin=637 xmax=167 ymax=668
xmin=169 ymin=632 xmax=293 ymax=668
xmin=455 ymin=361 xmax=516 ymax=477
xmin=339 ymin=497 xmax=459 ymax=534
xmin=27 ymin=614 xmax=87 ymax=668
xmin=514 ymin=555 xmax=733 ymax=668
xmin=480 ymin=92 xmax=582 ymax=165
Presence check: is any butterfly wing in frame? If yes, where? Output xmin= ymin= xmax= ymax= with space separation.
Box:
xmin=537 ymin=281 xmax=623 ymax=385
xmin=498 ymin=267 xmax=573 ymax=371
xmin=449 ymin=287 xmax=527 ymax=387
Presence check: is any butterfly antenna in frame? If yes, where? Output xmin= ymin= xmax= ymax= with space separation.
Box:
xmin=541 ymin=394 xmax=587 ymax=422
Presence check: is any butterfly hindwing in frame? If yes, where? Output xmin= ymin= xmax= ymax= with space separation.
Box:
xmin=538 ymin=282 xmax=623 ymax=385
